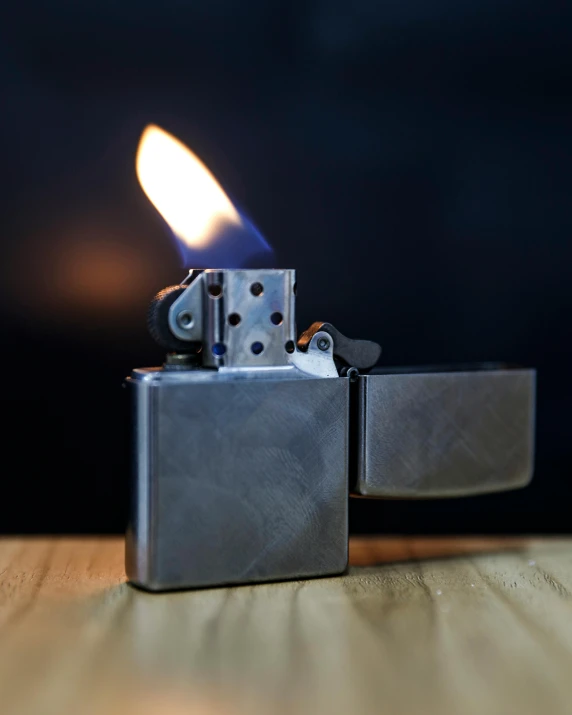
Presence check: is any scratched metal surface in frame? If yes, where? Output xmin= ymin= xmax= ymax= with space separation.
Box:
xmin=127 ymin=376 xmax=349 ymax=590
xmin=354 ymin=369 xmax=536 ymax=497
xmin=2 ymin=537 xmax=572 ymax=715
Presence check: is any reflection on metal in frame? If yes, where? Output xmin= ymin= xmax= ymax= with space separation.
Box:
xmin=353 ymin=369 xmax=535 ymax=498
xmin=127 ymin=370 xmax=349 ymax=591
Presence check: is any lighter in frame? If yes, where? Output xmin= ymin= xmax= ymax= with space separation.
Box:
xmin=126 ymin=267 xmax=535 ymax=591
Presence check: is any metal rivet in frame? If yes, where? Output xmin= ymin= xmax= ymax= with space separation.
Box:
xmin=177 ymin=311 xmax=193 ymax=329
xmin=317 ymin=337 xmax=330 ymax=351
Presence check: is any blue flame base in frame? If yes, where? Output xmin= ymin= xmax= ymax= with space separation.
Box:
xmin=173 ymin=215 xmax=275 ymax=269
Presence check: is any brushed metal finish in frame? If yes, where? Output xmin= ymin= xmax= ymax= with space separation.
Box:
xmin=127 ymin=371 xmax=349 ymax=591
xmin=353 ymin=369 xmax=536 ymax=498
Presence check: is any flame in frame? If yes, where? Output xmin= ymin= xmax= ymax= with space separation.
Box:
xmin=136 ymin=124 xmax=242 ymax=248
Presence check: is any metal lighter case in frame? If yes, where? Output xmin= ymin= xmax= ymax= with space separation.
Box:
xmin=126 ymin=269 xmax=535 ymax=591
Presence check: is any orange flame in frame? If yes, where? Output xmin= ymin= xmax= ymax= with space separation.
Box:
xmin=136 ymin=125 xmax=241 ymax=248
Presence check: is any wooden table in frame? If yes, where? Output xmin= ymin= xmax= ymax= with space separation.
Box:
xmin=1 ymin=537 xmax=571 ymax=715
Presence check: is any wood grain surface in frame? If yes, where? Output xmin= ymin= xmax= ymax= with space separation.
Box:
xmin=0 ymin=537 xmax=571 ymax=715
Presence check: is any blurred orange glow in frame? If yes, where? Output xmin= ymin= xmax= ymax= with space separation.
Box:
xmin=57 ymin=241 xmax=147 ymax=310
xmin=3 ymin=225 xmax=159 ymax=334
xmin=136 ymin=124 xmax=242 ymax=248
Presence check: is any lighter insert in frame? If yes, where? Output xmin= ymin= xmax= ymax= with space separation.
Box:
xmin=126 ymin=268 xmax=535 ymax=591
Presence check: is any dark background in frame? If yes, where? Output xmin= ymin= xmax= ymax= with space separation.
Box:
xmin=0 ymin=1 xmax=570 ymax=534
